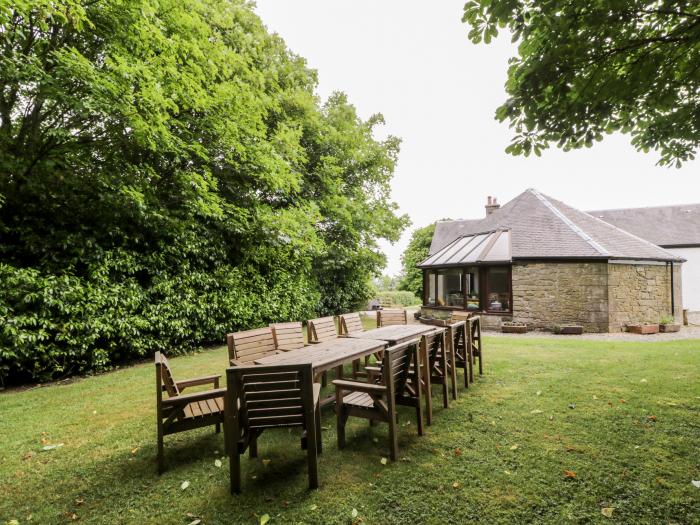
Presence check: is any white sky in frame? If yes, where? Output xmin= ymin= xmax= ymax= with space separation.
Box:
xmin=255 ymin=0 xmax=700 ymax=276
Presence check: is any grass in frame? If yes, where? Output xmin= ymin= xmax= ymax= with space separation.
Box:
xmin=1 ymin=337 xmax=699 ymax=524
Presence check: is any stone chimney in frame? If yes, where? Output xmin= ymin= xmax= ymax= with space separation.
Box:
xmin=485 ymin=196 xmax=500 ymax=216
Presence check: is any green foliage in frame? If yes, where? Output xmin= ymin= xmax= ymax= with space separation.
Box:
xmin=399 ymin=223 xmax=436 ymax=297
xmin=374 ymin=290 xmax=421 ymax=307
xmin=0 ymin=0 xmax=406 ymax=383
xmin=374 ymin=274 xmax=401 ymax=292
xmin=463 ymin=1 xmax=700 ymax=167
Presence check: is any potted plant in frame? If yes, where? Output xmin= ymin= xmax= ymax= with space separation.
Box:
xmin=551 ymin=323 xmax=584 ymax=335
xmin=502 ymin=321 xmax=527 ymax=334
xmin=627 ymin=322 xmax=659 ymax=335
xmin=658 ymin=315 xmax=681 ymax=333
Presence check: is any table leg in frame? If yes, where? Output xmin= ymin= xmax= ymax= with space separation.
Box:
xmin=420 ymin=339 xmax=432 ymax=426
xmin=449 ymin=332 xmax=458 ymax=400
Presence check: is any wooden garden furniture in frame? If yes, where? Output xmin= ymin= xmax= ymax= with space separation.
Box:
xmin=469 ymin=316 xmax=483 ymax=377
xmin=421 ymin=328 xmax=450 ymax=424
xmin=254 ymin=337 xmax=388 ymax=407
xmin=155 ymin=351 xmax=225 ymax=474
xmin=338 ymin=312 xmax=365 ymax=335
xmin=447 ymin=320 xmax=472 ymax=390
xmin=270 ymin=322 xmax=306 ymax=351
xmin=306 ymin=316 xmax=338 ymax=343
xmin=227 ymin=327 xmax=279 ymax=365
xmin=225 ymin=363 xmax=322 ymax=493
xmin=344 ymin=323 xmax=435 ymax=345
xmin=333 ymin=339 xmax=423 ymax=461
xmin=377 ymin=308 xmax=408 ymax=327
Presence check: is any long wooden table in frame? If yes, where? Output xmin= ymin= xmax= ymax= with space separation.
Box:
xmin=254 ymin=337 xmax=388 ymax=406
xmin=343 ymin=324 xmax=436 ymax=345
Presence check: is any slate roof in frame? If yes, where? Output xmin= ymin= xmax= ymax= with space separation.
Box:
xmin=588 ymin=204 xmax=700 ymax=247
xmin=427 ymin=189 xmax=683 ymax=264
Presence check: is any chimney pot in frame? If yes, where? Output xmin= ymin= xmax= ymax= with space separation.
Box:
xmin=485 ymin=195 xmax=501 ymax=216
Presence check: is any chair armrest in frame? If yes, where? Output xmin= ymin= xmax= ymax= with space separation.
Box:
xmin=161 ymin=388 xmax=226 ymax=407
xmin=332 ymin=379 xmax=387 ymax=395
xmin=176 ymin=374 xmax=220 ymax=390
xmin=364 ymin=366 xmax=381 ymax=375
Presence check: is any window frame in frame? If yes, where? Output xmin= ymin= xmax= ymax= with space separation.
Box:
xmin=422 ymin=265 xmax=512 ymax=314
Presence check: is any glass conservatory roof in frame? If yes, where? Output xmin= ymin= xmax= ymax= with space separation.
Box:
xmin=417 ymin=229 xmax=512 ymax=268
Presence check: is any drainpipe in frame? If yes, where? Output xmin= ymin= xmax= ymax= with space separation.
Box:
xmin=670 ymin=261 xmax=675 ymax=318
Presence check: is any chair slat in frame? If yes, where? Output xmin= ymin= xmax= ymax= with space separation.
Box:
xmin=307 ymin=316 xmax=338 ymax=343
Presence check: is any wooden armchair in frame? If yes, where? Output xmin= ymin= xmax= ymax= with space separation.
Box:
xmin=306 ymin=316 xmax=338 ymax=343
xmin=377 ymin=308 xmax=407 ymax=327
xmin=225 ymin=363 xmax=322 ymax=493
xmin=447 ymin=320 xmax=472 ymax=389
xmin=339 ymin=312 xmax=365 ymax=335
xmin=470 ymin=316 xmax=483 ymax=378
xmin=333 ymin=339 xmax=423 ymax=461
xmin=227 ymin=327 xmax=279 ymax=365
xmin=270 ymin=322 xmax=306 ymax=351
xmin=421 ymin=328 xmax=450 ymax=424
xmin=155 ymin=351 xmax=225 ymax=474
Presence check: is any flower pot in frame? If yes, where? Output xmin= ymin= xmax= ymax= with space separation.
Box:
xmin=558 ymin=325 xmax=583 ymax=335
xmin=627 ymin=324 xmax=659 ymax=335
xmin=502 ymin=324 xmax=527 ymax=334
xmin=659 ymin=323 xmax=680 ymax=333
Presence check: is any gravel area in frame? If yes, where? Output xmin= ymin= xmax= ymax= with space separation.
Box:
xmin=485 ymin=325 xmax=700 ymax=342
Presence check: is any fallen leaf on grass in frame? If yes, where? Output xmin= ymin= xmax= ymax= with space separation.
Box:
xmin=188 ymin=520 xmax=201 ymax=525
xmin=130 ymin=447 xmax=139 ymax=455
xmin=7 ymin=520 xmax=19 ymax=525
xmin=214 ymin=459 xmax=222 ymax=468
xmin=530 ymin=409 xmax=543 ymax=414
xmin=260 ymin=513 xmax=270 ymax=525
xmin=691 ymin=480 xmax=700 ymax=488
xmin=454 ymin=448 xmax=462 ymax=456
xmin=564 ymin=470 xmax=577 ymax=479
xmin=504 ymin=470 xmax=512 ymax=475
xmin=380 ymin=457 xmax=387 ymax=465
xmin=509 ymin=444 xmax=519 ymax=451
xmin=452 ymin=481 xmax=460 ymax=489
xmin=41 ymin=444 xmax=64 ymax=451
xmin=568 ymin=404 xmax=576 ymax=409
xmin=601 ymin=507 xmax=614 ymax=518
xmin=640 ymin=378 xmax=647 ymax=383
xmin=619 ymin=399 xmax=626 ymax=404
xmin=186 ymin=512 xmax=198 ymax=518
xmin=647 ymin=415 xmax=657 ymax=422
xmin=592 ymin=395 xmax=598 ymax=400
xmin=372 ymin=438 xmax=379 ymax=443
xmin=536 ymin=391 xmax=541 ymax=396
xmin=309 ymin=504 xmax=318 ymax=511
xmin=75 ymin=498 xmax=84 ymax=506
xmin=180 ymin=481 xmax=190 ymax=490
xmin=351 ymin=508 xmax=358 ymax=518
xmin=262 ymin=459 xmax=271 ymax=467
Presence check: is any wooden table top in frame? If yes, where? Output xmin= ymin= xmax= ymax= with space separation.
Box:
xmin=254 ymin=337 xmax=387 ymax=373
xmin=344 ymin=324 xmax=436 ymax=345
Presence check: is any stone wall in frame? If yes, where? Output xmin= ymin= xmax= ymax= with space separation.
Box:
xmin=511 ymin=262 xmax=609 ymax=332
xmin=607 ymin=263 xmax=680 ymax=332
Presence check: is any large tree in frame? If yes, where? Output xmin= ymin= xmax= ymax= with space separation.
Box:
xmin=399 ymin=223 xmax=436 ymax=298
xmin=0 ymin=0 xmax=407 ymax=383
xmin=463 ymin=1 xmax=700 ymax=167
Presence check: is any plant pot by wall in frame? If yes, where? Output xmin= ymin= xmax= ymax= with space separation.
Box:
xmin=627 ymin=324 xmax=659 ymax=335
xmin=558 ymin=325 xmax=583 ymax=335
xmin=502 ymin=325 xmax=527 ymax=334
xmin=659 ymin=323 xmax=681 ymax=333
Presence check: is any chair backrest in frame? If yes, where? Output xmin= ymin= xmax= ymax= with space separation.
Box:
xmin=307 ymin=316 xmax=338 ymax=343
xmin=381 ymin=339 xmax=419 ymax=396
xmin=226 ymin=363 xmax=315 ymax=435
xmin=339 ymin=312 xmax=364 ymax=335
xmin=448 ymin=320 xmax=468 ymax=359
xmin=421 ymin=329 xmax=446 ymax=368
xmin=270 ymin=322 xmax=305 ymax=351
xmin=450 ymin=310 xmax=472 ymax=323
xmin=378 ymin=308 xmax=407 ymax=327
xmin=155 ymin=351 xmax=179 ymax=397
xmin=227 ymin=327 xmax=276 ymax=365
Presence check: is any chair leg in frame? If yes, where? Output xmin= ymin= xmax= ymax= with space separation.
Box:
xmin=157 ymin=434 xmax=165 ymax=475
xmin=337 ymin=411 xmax=347 ymax=449
xmin=307 ymin=416 xmax=319 ymax=490
xmin=315 ymin=403 xmax=323 ymax=454
xmin=388 ymin=410 xmax=399 ymax=461
xmin=478 ymin=350 xmax=483 ymax=376
xmin=215 ymin=422 xmax=221 ymax=434
xmin=249 ymin=433 xmax=258 ymax=458
xmin=230 ymin=449 xmax=241 ymax=494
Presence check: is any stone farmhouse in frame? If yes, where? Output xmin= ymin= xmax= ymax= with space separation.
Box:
xmin=419 ymin=189 xmax=683 ymax=332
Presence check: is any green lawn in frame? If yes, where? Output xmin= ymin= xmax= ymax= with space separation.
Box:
xmin=1 ymin=337 xmax=699 ymax=524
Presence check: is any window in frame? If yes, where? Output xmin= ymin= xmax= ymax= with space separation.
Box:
xmin=423 ymin=265 xmax=511 ymax=313
xmin=464 ymin=267 xmax=480 ymax=311
xmin=485 ymin=266 xmax=511 ymax=312
xmin=436 ymin=269 xmax=463 ymax=307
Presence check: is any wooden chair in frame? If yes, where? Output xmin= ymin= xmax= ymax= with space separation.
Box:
xmin=421 ymin=329 xmax=450 ymax=424
xmin=306 ymin=316 xmax=338 ymax=343
xmin=155 ymin=351 xmax=225 ymax=474
xmin=377 ymin=308 xmax=407 ymax=327
xmin=339 ymin=312 xmax=365 ymax=335
xmin=333 ymin=339 xmax=423 ymax=461
xmin=470 ymin=316 xmax=483 ymax=377
xmin=225 ymin=363 xmax=322 ymax=493
xmin=227 ymin=327 xmax=278 ymax=365
xmin=450 ymin=310 xmax=472 ymax=323
xmin=448 ymin=320 xmax=472 ymax=390
xmin=270 ymin=322 xmax=306 ymax=351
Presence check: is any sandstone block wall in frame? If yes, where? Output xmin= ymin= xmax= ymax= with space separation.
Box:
xmin=607 ymin=263 xmax=680 ymax=332
xmin=511 ymin=262 xmax=609 ymax=332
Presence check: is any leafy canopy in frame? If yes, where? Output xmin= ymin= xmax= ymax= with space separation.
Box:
xmin=0 ymin=0 xmax=407 ymax=382
xmin=399 ymin=223 xmax=436 ymax=298
xmin=463 ymin=1 xmax=700 ymax=167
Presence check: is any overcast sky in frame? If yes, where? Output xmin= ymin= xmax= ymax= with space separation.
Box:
xmin=254 ymin=0 xmax=700 ymax=276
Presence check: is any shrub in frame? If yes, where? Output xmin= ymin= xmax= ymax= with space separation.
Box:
xmin=375 ymin=291 xmax=421 ymax=307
